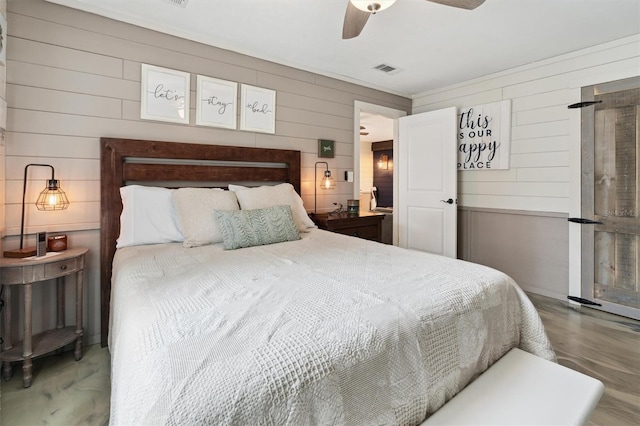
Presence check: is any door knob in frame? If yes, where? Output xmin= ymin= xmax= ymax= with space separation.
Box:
xmin=440 ymin=198 xmax=454 ymax=205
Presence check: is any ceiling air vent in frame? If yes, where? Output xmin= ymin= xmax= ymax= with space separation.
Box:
xmin=163 ymin=0 xmax=189 ymax=7
xmin=373 ymin=63 xmax=401 ymax=75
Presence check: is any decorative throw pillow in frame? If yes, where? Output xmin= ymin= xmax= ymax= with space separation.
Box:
xmin=117 ymin=185 xmax=184 ymax=248
xmin=228 ymin=183 xmax=316 ymax=233
xmin=172 ymin=188 xmax=239 ymax=247
xmin=215 ymin=205 xmax=301 ymax=250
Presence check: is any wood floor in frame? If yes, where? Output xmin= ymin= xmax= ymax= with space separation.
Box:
xmin=0 ymin=344 xmax=110 ymax=426
xmin=0 ymin=293 xmax=638 ymax=425
xmin=528 ymin=293 xmax=640 ymax=426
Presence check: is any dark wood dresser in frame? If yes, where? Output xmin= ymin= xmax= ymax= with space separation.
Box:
xmin=310 ymin=211 xmax=384 ymax=242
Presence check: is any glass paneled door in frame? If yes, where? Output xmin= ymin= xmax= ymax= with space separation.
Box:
xmin=581 ymin=76 xmax=640 ymax=320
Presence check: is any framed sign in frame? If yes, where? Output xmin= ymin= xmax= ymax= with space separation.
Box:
xmin=240 ymin=85 xmax=276 ymax=134
xmin=318 ymin=139 xmax=335 ymax=158
xmin=457 ymin=99 xmax=511 ymax=170
xmin=196 ymin=75 xmax=237 ymax=129
xmin=140 ymin=64 xmax=190 ymax=124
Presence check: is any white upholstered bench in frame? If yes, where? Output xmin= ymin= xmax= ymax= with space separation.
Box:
xmin=422 ymin=348 xmax=604 ymax=425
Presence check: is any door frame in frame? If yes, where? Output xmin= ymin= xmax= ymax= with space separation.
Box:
xmin=353 ymin=101 xmax=407 ymax=245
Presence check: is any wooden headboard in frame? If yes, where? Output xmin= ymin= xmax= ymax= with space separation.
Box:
xmin=100 ymin=138 xmax=301 ymax=347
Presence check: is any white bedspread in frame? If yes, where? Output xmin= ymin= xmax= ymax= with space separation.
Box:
xmin=109 ymin=229 xmax=555 ymax=425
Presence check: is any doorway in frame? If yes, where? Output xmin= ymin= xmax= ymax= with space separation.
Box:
xmin=353 ymin=101 xmax=406 ymax=245
xmin=359 ymin=113 xmax=394 ymax=211
xmin=579 ymin=76 xmax=640 ymax=320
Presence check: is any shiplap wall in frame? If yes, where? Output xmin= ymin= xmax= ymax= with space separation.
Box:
xmin=0 ymin=1 xmax=6 ymax=251
xmin=415 ymin=35 xmax=640 ymax=299
xmin=4 ymin=0 xmax=410 ymax=344
xmin=413 ymin=35 xmax=640 ymax=214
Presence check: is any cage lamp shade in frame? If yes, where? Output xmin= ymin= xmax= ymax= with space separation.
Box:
xmin=320 ymin=170 xmax=335 ymax=190
xmin=36 ymin=179 xmax=70 ymax=211
xmin=3 ymin=164 xmax=71 ymax=258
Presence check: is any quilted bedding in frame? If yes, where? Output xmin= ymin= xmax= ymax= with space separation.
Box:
xmin=108 ymin=229 xmax=555 ymax=425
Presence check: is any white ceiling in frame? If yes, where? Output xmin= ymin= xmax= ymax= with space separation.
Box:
xmin=360 ymin=112 xmax=394 ymax=143
xmin=46 ymin=0 xmax=640 ymax=98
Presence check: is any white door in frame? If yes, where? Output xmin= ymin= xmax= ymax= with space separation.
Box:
xmin=398 ymin=107 xmax=457 ymax=257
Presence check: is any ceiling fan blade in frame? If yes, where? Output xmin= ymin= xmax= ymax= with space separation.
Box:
xmin=342 ymin=2 xmax=371 ymax=39
xmin=426 ymin=0 xmax=486 ymax=10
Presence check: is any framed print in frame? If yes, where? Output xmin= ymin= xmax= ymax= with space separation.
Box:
xmin=318 ymin=139 xmax=335 ymax=158
xmin=240 ymin=85 xmax=276 ymax=134
xmin=140 ymin=64 xmax=190 ymax=124
xmin=196 ymin=75 xmax=237 ymax=129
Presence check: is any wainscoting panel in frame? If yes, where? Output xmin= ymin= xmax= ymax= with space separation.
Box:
xmin=458 ymin=207 xmax=569 ymax=300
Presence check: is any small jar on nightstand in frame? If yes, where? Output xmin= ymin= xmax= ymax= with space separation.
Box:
xmin=0 ymin=247 xmax=88 ymax=388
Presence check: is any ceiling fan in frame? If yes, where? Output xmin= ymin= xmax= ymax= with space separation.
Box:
xmin=343 ymin=0 xmax=486 ymax=39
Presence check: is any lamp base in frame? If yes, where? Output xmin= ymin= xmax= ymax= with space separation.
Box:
xmin=3 ymin=247 xmax=37 ymax=258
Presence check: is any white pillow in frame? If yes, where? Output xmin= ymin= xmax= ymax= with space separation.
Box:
xmin=172 ymin=188 xmax=239 ymax=247
xmin=117 ymin=185 xmax=184 ymax=248
xmin=229 ymin=183 xmax=316 ymax=232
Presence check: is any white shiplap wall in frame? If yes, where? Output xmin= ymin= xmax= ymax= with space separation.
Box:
xmin=413 ymin=35 xmax=640 ymax=214
xmin=415 ymin=34 xmax=640 ymax=301
xmin=0 ymin=0 xmax=6 ymax=248
xmin=4 ymin=0 xmax=410 ymax=344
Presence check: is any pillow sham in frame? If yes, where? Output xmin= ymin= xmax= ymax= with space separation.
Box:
xmin=172 ymin=188 xmax=239 ymax=247
xmin=117 ymin=185 xmax=184 ymax=248
xmin=229 ymin=183 xmax=316 ymax=233
xmin=215 ymin=205 xmax=301 ymax=250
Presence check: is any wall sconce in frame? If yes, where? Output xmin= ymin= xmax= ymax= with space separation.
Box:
xmin=378 ymin=154 xmax=389 ymax=170
xmin=314 ymin=161 xmax=335 ymax=213
xmin=4 ymin=164 xmax=70 ymax=258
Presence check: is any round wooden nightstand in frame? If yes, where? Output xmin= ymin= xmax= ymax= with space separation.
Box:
xmin=0 ymin=247 xmax=88 ymax=388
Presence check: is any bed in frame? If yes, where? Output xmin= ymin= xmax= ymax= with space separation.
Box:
xmin=101 ymin=138 xmax=555 ymax=425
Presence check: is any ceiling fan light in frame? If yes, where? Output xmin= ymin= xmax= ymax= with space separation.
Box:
xmin=350 ymin=0 xmax=396 ymax=14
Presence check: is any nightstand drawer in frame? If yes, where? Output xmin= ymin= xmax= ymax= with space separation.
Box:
xmin=44 ymin=258 xmax=79 ymax=279
xmin=333 ymin=225 xmax=379 ymax=240
xmin=310 ymin=212 xmax=384 ymax=243
xmin=1 ymin=249 xmax=87 ymax=285
xmin=1 ymin=267 xmax=26 ymax=285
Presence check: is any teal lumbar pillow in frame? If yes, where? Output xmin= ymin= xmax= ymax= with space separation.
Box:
xmin=215 ymin=205 xmax=301 ymax=250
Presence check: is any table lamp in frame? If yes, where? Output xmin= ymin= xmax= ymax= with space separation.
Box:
xmin=314 ymin=161 xmax=335 ymax=213
xmin=3 ymin=164 xmax=70 ymax=258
